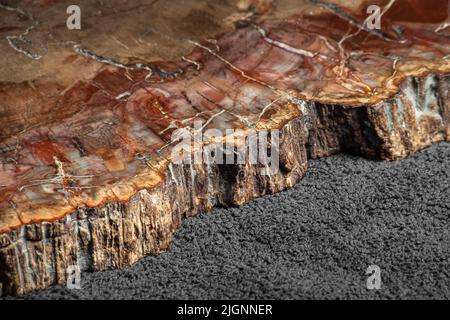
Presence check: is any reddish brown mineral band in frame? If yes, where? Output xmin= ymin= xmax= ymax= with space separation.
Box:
xmin=0 ymin=0 xmax=449 ymax=295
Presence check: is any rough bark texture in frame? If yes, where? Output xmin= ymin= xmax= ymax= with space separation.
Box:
xmin=307 ymin=75 xmax=450 ymax=160
xmin=0 ymin=0 xmax=450 ymax=296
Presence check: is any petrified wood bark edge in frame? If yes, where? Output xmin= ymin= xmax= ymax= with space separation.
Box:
xmin=0 ymin=73 xmax=448 ymax=296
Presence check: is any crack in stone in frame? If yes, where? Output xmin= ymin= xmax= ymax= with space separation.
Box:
xmin=307 ymin=0 xmax=400 ymax=43
xmin=189 ymin=40 xmax=277 ymax=92
xmin=195 ymin=90 xmax=256 ymax=129
xmin=254 ymin=24 xmax=329 ymax=60
xmin=18 ymin=156 xmax=95 ymax=195
xmin=0 ymin=3 xmax=41 ymax=60
xmin=435 ymin=22 xmax=450 ymax=33
xmin=73 ymin=45 xmax=182 ymax=81
xmin=182 ymin=56 xmax=202 ymax=70
xmin=190 ymin=38 xmax=302 ymax=119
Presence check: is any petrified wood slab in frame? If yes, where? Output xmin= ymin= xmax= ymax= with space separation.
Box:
xmin=0 ymin=0 xmax=449 ymax=296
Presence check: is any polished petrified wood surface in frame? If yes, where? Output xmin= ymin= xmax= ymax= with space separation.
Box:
xmin=0 ymin=1 xmax=449 ymax=295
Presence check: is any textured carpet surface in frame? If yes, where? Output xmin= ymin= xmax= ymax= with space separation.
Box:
xmin=10 ymin=143 xmax=450 ymax=299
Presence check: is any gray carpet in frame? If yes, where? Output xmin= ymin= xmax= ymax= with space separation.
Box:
xmin=14 ymin=142 xmax=450 ymax=299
